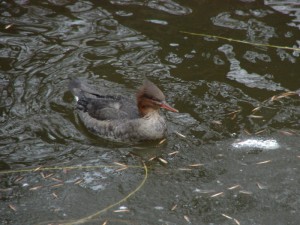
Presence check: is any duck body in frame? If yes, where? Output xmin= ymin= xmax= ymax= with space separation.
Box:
xmin=69 ymin=79 xmax=177 ymax=142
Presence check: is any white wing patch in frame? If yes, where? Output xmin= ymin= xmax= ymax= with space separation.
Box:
xmin=109 ymin=102 xmax=121 ymax=110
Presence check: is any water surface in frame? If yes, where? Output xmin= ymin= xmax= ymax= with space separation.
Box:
xmin=0 ymin=0 xmax=299 ymax=225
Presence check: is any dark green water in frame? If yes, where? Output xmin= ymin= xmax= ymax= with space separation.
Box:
xmin=0 ymin=0 xmax=299 ymax=224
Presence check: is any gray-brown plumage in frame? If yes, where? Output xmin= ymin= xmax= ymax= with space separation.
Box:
xmin=69 ymin=79 xmax=178 ymax=142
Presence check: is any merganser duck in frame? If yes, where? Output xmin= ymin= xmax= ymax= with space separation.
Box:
xmin=69 ymin=79 xmax=178 ymax=142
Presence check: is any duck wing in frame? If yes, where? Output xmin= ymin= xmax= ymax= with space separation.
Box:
xmin=69 ymin=79 xmax=140 ymax=121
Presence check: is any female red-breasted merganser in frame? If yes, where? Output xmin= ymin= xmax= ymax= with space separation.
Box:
xmin=69 ymin=79 xmax=178 ymax=142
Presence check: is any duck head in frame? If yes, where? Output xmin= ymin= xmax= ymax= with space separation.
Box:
xmin=136 ymin=80 xmax=178 ymax=116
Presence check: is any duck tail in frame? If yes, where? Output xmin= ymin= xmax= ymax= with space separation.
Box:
xmin=69 ymin=79 xmax=85 ymax=102
xmin=69 ymin=79 xmax=91 ymax=112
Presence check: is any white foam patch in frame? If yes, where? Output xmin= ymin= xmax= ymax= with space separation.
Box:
xmin=232 ymin=139 xmax=280 ymax=150
xmin=75 ymin=96 xmax=79 ymax=102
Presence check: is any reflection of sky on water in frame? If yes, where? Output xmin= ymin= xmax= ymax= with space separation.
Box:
xmin=232 ymin=138 xmax=280 ymax=150
xmin=265 ymin=0 xmax=300 ymax=30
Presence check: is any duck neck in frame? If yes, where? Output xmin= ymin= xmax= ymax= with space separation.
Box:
xmin=137 ymin=98 xmax=160 ymax=117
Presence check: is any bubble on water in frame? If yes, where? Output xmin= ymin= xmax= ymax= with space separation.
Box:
xmin=115 ymin=10 xmax=133 ymax=17
xmin=145 ymin=19 xmax=168 ymax=25
xmin=165 ymin=52 xmax=183 ymax=64
xmin=232 ymin=139 xmax=280 ymax=150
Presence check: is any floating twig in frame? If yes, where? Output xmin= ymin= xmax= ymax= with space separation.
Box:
xmin=14 ymin=176 xmax=24 ymax=182
xmin=178 ymin=168 xmax=192 ymax=171
xmin=234 ymin=218 xmax=241 ymax=225
xmin=222 ymin=213 xmax=240 ymax=225
xmin=279 ymin=130 xmax=295 ymax=136
xmin=227 ymin=184 xmax=241 ymax=190
xmin=113 ymin=162 xmax=127 ymax=167
xmin=33 ymin=166 xmax=43 ymax=172
xmin=44 ymin=173 xmax=54 ymax=179
xmin=113 ymin=209 xmax=130 ymax=213
xmin=243 ymin=129 xmax=251 ymax=135
xmin=180 ymin=31 xmax=300 ymax=51
xmin=148 ymin=156 xmax=156 ymax=161
xmin=74 ymin=179 xmax=83 ymax=185
xmin=52 ymin=192 xmax=58 ymax=198
xmin=227 ymin=109 xmax=241 ymax=115
xmin=50 ymin=177 xmax=63 ymax=182
xmin=5 ymin=24 xmax=13 ymax=29
xmin=256 ymin=182 xmax=267 ymax=190
xmin=8 ymin=204 xmax=17 ymax=211
xmin=29 ymin=185 xmax=43 ymax=191
xmin=158 ymin=158 xmax=168 ymax=164
xmin=210 ymin=192 xmax=224 ymax=198
xmin=256 ymin=160 xmax=272 ymax=165
xmin=168 ymin=151 xmax=179 ymax=156
xmin=270 ymin=91 xmax=298 ymax=101
xmin=248 ymin=115 xmax=263 ymax=119
xmin=171 ymin=204 xmax=177 ymax=211
xmin=184 ymin=215 xmax=191 ymax=223
xmin=222 ymin=213 xmax=233 ymax=219
xmin=51 ymin=183 xmax=64 ymax=188
xmin=239 ymin=190 xmax=252 ymax=195
xmin=158 ymin=139 xmax=166 ymax=145
xmin=255 ymin=129 xmax=266 ymax=135
xmin=211 ymin=120 xmax=222 ymax=125
xmin=175 ymin=131 xmax=186 ymax=138
xmin=40 ymin=172 xmax=45 ymax=179
xmin=188 ymin=163 xmax=203 ymax=167
xmin=115 ymin=166 xmax=128 ymax=172
xmin=252 ymin=106 xmax=261 ymax=113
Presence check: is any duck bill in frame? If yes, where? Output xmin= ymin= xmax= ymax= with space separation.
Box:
xmin=160 ymin=101 xmax=178 ymax=112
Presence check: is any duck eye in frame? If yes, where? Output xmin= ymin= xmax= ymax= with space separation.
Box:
xmin=144 ymin=94 xmax=160 ymax=102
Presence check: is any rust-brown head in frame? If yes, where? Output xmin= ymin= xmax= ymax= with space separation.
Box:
xmin=136 ymin=80 xmax=178 ymax=116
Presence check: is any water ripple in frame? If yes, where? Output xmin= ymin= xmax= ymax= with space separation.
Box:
xmin=243 ymin=50 xmax=271 ymax=63
xmin=218 ymin=44 xmax=286 ymax=91
xmin=0 ymin=1 xmax=176 ymax=167
xmin=212 ymin=12 xmax=277 ymax=43
xmin=110 ymin=0 xmax=192 ymax=15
